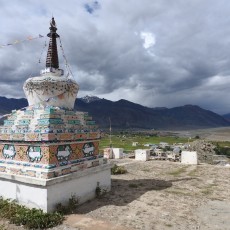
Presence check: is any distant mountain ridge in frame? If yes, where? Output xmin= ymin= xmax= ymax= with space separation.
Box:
xmin=0 ymin=96 xmax=229 ymax=130
xmin=75 ymin=98 xmax=230 ymax=130
xmin=222 ymin=113 xmax=230 ymax=122
xmin=0 ymin=96 xmax=28 ymax=114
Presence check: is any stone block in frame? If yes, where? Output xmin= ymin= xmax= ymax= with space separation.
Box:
xmin=135 ymin=149 xmax=150 ymax=161
xmin=181 ymin=151 xmax=198 ymax=164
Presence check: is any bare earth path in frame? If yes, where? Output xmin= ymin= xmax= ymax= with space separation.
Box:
xmin=1 ymin=159 xmax=230 ymax=229
xmin=63 ymin=159 xmax=230 ymax=230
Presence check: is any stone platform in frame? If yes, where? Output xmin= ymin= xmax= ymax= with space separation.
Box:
xmin=0 ymin=163 xmax=111 ymax=212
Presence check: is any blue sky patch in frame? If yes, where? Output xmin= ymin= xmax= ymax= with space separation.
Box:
xmin=84 ymin=1 xmax=100 ymax=14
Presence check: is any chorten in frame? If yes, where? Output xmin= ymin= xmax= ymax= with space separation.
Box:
xmin=0 ymin=18 xmax=111 ymax=212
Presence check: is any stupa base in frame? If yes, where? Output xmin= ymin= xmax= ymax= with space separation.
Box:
xmin=0 ymin=163 xmax=111 ymax=212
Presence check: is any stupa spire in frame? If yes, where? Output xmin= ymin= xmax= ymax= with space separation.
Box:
xmin=46 ymin=17 xmax=59 ymax=69
xmin=24 ymin=16 xmax=79 ymax=109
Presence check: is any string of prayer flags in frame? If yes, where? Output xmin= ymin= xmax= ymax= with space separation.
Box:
xmin=0 ymin=34 xmax=44 ymax=48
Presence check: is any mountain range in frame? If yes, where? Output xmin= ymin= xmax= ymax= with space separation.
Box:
xmin=0 ymin=96 xmax=229 ymax=130
xmin=222 ymin=113 xmax=230 ymax=122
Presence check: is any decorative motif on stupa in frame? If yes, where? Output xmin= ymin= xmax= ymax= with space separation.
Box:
xmin=23 ymin=17 xmax=79 ymax=109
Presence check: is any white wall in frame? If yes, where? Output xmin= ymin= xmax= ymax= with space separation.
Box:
xmin=0 ymin=179 xmax=48 ymax=210
xmin=47 ymin=167 xmax=111 ymax=212
xmin=112 ymin=148 xmax=123 ymax=159
xmin=0 ymin=164 xmax=111 ymax=212
xmin=135 ymin=149 xmax=150 ymax=161
xmin=181 ymin=151 xmax=198 ymax=164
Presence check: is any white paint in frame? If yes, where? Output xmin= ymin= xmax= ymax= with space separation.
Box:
xmin=83 ymin=145 xmax=94 ymax=154
xmin=0 ymin=164 xmax=111 ymax=212
xmin=112 ymin=148 xmax=123 ymax=159
xmin=181 ymin=151 xmax=198 ymax=164
xmin=23 ymin=75 xmax=79 ymax=110
xmin=40 ymin=68 xmax=64 ymax=76
xmin=0 ymin=178 xmax=48 ymax=210
xmin=3 ymin=149 xmax=15 ymax=159
xmin=56 ymin=150 xmax=71 ymax=161
xmin=28 ymin=151 xmax=42 ymax=160
xmin=135 ymin=149 xmax=150 ymax=161
xmin=103 ymin=148 xmax=113 ymax=159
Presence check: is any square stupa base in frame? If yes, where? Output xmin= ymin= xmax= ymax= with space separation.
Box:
xmin=181 ymin=151 xmax=198 ymax=165
xmin=0 ymin=163 xmax=111 ymax=212
xmin=135 ymin=149 xmax=150 ymax=161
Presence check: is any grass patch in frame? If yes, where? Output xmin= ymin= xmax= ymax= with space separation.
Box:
xmin=212 ymin=141 xmax=230 ymax=148
xmin=141 ymin=168 xmax=151 ymax=172
xmin=100 ymin=134 xmax=188 ymax=152
xmin=200 ymin=184 xmax=216 ymax=196
xmin=128 ymin=183 xmax=144 ymax=188
xmin=167 ymin=166 xmax=189 ymax=177
xmin=165 ymin=223 xmax=173 ymax=227
xmin=0 ymin=225 xmax=6 ymax=230
xmin=166 ymin=189 xmax=193 ymax=196
xmin=201 ymin=188 xmax=213 ymax=195
xmin=128 ymin=183 xmax=139 ymax=188
xmin=188 ymin=168 xmax=198 ymax=177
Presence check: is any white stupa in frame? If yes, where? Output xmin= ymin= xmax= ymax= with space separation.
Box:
xmin=0 ymin=17 xmax=111 ymax=212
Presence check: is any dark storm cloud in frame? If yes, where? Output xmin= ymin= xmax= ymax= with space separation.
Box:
xmin=0 ymin=0 xmax=230 ymax=114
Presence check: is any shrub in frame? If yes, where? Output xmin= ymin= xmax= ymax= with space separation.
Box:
xmin=111 ymin=164 xmax=127 ymax=175
xmin=55 ymin=194 xmax=79 ymax=214
xmin=0 ymin=197 xmax=64 ymax=229
xmin=95 ymin=185 xmax=102 ymax=197
xmin=95 ymin=183 xmax=107 ymax=198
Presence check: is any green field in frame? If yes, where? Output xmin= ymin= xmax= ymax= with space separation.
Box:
xmin=212 ymin=141 xmax=230 ymax=147
xmin=99 ymin=133 xmax=189 ymax=152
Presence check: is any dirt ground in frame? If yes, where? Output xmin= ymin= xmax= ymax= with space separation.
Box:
xmin=174 ymin=126 xmax=230 ymax=142
xmin=1 ymin=159 xmax=230 ymax=230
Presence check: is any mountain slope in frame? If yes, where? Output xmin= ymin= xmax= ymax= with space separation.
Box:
xmin=0 ymin=96 xmax=229 ymax=130
xmin=222 ymin=113 xmax=230 ymax=122
xmin=74 ymin=99 xmax=230 ymax=130
xmin=0 ymin=97 xmax=28 ymax=114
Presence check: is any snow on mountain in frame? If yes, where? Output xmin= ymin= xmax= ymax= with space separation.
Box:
xmin=80 ymin=95 xmax=101 ymax=103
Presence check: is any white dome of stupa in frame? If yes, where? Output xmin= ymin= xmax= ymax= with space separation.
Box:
xmin=23 ymin=17 xmax=79 ymax=110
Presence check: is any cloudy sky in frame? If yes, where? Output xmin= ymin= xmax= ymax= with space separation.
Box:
xmin=0 ymin=0 xmax=230 ymax=114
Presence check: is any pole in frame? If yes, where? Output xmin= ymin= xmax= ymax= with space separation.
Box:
xmin=109 ymin=117 xmax=112 ymax=158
